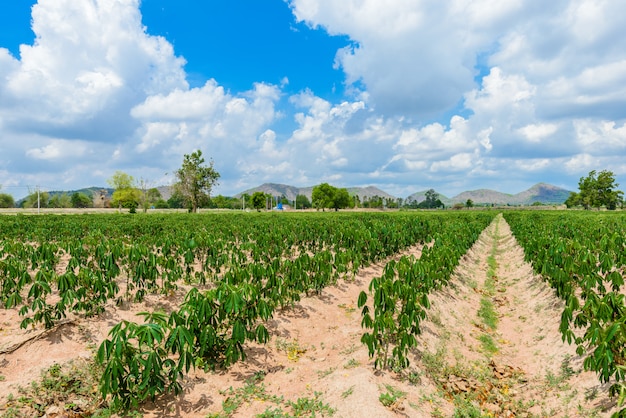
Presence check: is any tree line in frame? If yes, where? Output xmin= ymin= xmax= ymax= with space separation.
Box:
xmin=2 ymin=163 xmax=622 ymax=211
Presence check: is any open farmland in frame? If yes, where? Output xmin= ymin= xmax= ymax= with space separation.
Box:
xmin=0 ymin=211 xmax=623 ymax=417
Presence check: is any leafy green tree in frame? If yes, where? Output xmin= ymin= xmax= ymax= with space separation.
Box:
xmin=71 ymin=192 xmax=92 ymax=208
xmin=212 ymin=195 xmax=234 ymax=209
xmin=137 ymin=179 xmax=162 ymax=213
xmin=466 ymin=199 xmax=474 ymax=208
xmin=0 ymin=193 xmax=15 ymax=208
xmin=311 ymin=183 xmax=352 ymax=211
xmin=418 ymin=189 xmax=444 ymax=209
xmin=564 ymin=192 xmax=580 ymax=208
xmin=567 ymin=170 xmax=623 ymax=210
xmin=251 ymin=191 xmax=267 ymax=211
xmin=153 ymin=199 xmax=169 ymax=209
xmin=312 ymin=183 xmax=335 ymax=210
xmin=23 ymin=191 xmax=49 ymax=208
xmin=385 ymin=198 xmax=399 ymax=209
xmin=362 ymin=195 xmax=383 ymax=209
xmin=334 ymin=187 xmax=352 ymax=210
xmin=138 ymin=185 xmax=162 ymax=212
xmin=295 ymin=194 xmax=311 ymax=209
xmin=108 ymin=171 xmax=141 ymax=211
xmin=167 ymin=190 xmax=185 ymax=209
xmin=49 ymin=193 xmax=72 ymax=208
xmin=174 ymin=150 xmax=220 ymax=213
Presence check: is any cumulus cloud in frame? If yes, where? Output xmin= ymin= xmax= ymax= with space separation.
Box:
xmin=1 ymin=0 xmax=187 ymax=137
xmin=287 ymin=0 xmax=626 ymax=191
xmin=26 ymin=139 xmax=89 ymax=160
xmin=2 ymin=0 xmax=626 ymax=198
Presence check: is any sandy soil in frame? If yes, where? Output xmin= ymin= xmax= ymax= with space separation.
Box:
xmin=0 ymin=214 xmax=618 ymax=417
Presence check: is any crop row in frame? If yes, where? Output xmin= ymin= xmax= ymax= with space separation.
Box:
xmin=504 ymin=211 xmax=626 ymax=414
xmin=358 ymin=213 xmax=495 ymax=370
xmin=0 ymin=211 xmax=492 ymax=409
xmin=0 ymin=213 xmax=433 ymax=330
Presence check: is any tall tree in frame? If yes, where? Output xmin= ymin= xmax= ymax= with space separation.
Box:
xmin=312 ymin=183 xmax=335 ymax=210
xmin=174 ymin=150 xmax=221 ymax=213
xmin=311 ymin=183 xmax=352 ymax=211
xmin=567 ymin=170 xmax=623 ymax=210
xmin=108 ymin=171 xmax=141 ymax=211
xmin=71 ymin=192 xmax=92 ymax=208
xmin=23 ymin=191 xmax=49 ymax=208
xmin=295 ymin=194 xmax=311 ymax=209
xmin=418 ymin=189 xmax=444 ymax=209
xmin=0 ymin=193 xmax=15 ymax=208
xmin=251 ymin=191 xmax=267 ymax=211
xmin=49 ymin=193 xmax=72 ymax=208
xmin=137 ymin=177 xmax=161 ymax=213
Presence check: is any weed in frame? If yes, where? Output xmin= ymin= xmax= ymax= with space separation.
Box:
xmin=220 ymin=373 xmax=283 ymax=416
xmin=275 ymin=338 xmax=307 ymax=362
xmin=317 ymin=367 xmax=336 ymax=378
xmin=343 ymin=358 xmax=360 ymax=369
xmin=2 ymin=358 xmax=104 ymax=417
xmin=287 ymin=392 xmax=335 ymax=416
xmin=421 ymin=347 xmax=447 ymax=379
xmin=379 ymin=384 xmax=406 ymax=408
xmin=213 ymin=377 xmax=334 ymax=417
xmin=479 ymin=334 xmax=498 ymax=354
xmin=339 ymin=344 xmax=359 ymax=355
xmin=545 ymin=370 xmax=571 ymax=391
xmin=452 ymin=396 xmax=483 ymax=417
xmin=478 ymin=298 xmax=498 ymax=330
xmin=407 ymin=370 xmax=422 ymax=385
xmin=256 ymin=407 xmax=287 ymax=417
xmin=341 ymin=386 xmax=355 ymax=399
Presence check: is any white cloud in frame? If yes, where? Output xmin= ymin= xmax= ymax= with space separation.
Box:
xmin=2 ymin=0 xmax=626 ymax=199
xmin=574 ymin=120 xmax=626 ymax=152
xmin=26 ymin=139 xmax=89 ymax=160
xmin=465 ymin=67 xmax=535 ymax=117
xmin=564 ymin=153 xmax=598 ymax=173
xmin=517 ymin=123 xmax=559 ymax=143
xmin=1 ymin=0 xmax=187 ymax=132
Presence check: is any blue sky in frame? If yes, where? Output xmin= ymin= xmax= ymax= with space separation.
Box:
xmin=1 ymin=0 xmax=625 ymax=199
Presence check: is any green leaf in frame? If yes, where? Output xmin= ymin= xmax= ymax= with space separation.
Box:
xmin=357 ymin=291 xmax=368 ymax=308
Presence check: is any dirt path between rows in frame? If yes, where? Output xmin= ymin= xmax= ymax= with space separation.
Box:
xmin=0 ymin=214 xmax=619 ymax=417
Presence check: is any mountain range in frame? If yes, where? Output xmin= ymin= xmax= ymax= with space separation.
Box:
xmin=27 ymin=182 xmax=572 ymax=207
xmin=238 ymin=182 xmax=573 ymax=206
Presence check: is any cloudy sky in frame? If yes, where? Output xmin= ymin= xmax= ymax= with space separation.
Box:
xmin=1 ymin=0 xmax=625 ymax=199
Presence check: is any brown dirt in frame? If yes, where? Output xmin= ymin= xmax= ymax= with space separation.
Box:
xmin=0 ymin=214 xmax=618 ymax=417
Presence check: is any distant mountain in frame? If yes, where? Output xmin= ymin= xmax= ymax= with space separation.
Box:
xmin=237 ymin=183 xmax=396 ymax=202
xmin=237 ymin=183 xmax=302 ymax=201
xmin=452 ymin=189 xmax=513 ymax=205
xmin=451 ymin=183 xmax=572 ymax=205
xmin=238 ymin=182 xmax=573 ymax=206
xmin=156 ymin=185 xmax=174 ymax=201
xmin=17 ymin=186 xmax=114 ymax=205
xmin=511 ymin=183 xmax=572 ymax=205
xmin=347 ymin=186 xmax=396 ymax=201
xmin=48 ymin=187 xmax=114 ymax=198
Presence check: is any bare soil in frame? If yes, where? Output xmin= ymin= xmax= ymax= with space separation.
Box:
xmin=0 ymin=214 xmax=618 ymax=417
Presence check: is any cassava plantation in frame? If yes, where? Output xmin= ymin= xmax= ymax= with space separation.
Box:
xmin=0 ymin=210 xmax=624 ymax=417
